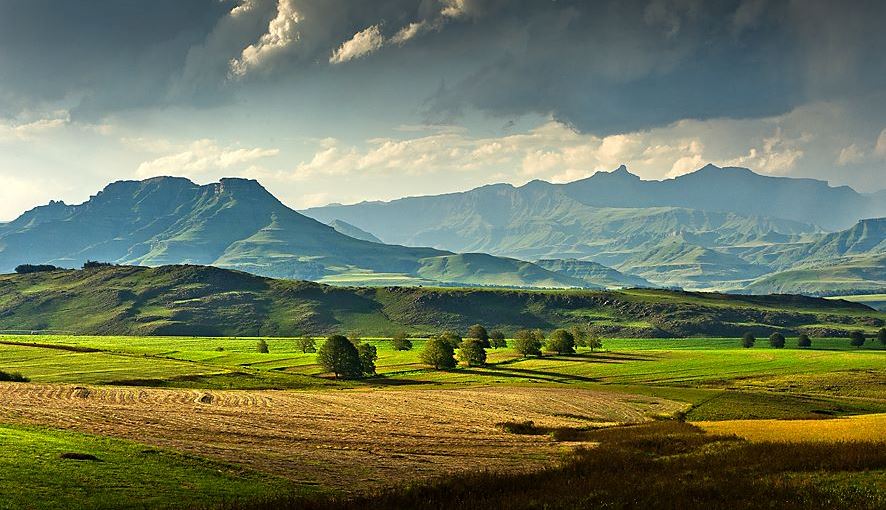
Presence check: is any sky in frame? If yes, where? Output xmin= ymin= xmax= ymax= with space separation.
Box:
xmin=0 ymin=0 xmax=884 ymax=220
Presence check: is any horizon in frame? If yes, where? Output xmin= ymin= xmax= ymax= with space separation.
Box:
xmin=2 ymin=1 xmax=885 ymax=220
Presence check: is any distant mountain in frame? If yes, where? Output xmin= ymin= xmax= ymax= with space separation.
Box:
xmin=0 ymin=177 xmax=582 ymax=289
xmin=328 ymin=219 xmax=383 ymax=243
xmin=535 ymin=259 xmax=651 ymax=289
xmin=742 ymin=254 xmax=886 ymax=296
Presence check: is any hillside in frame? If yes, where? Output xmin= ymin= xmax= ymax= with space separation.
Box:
xmin=0 ymin=177 xmax=580 ymax=289
xmin=536 ymin=259 xmax=651 ymax=289
xmin=0 ymin=265 xmax=880 ymax=338
xmin=328 ymin=219 xmax=383 ymax=243
xmin=743 ymin=254 xmax=886 ymax=296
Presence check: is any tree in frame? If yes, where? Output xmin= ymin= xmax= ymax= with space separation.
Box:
xmin=439 ymin=331 xmax=462 ymax=348
xmin=489 ymin=330 xmax=507 ymax=349
xmin=878 ymin=328 xmax=886 ymax=346
xmin=256 ymin=339 xmax=269 ymax=353
xmin=849 ymin=330 xmax=866 ymax=348
xmin=768 ymin=333 xmax=786 ymax=349
xmin=420 ymin=336 xmax=457 ymax=369
xmin=797 ymin=334 xmax=812 ymax=348
xmin=545 ymin=329 xmax=575 ymax=355
xmin=296 ymin=337 xmax=316 ymax=353
xmin=458 ymin=339 xmax=487 ymax=367
xmin=570 ymin=325 xmax=589 ymax=348
xmin=741 ymin=332 xmax=756 ymax=348
xmin=14 ymin=264 xmax=59 ymax=274
xmin=391 ymin=332 xmax=413 ymax=351
xmin=356 ymin=343 xmax=378 ymax=376
xmin=467 ymin=324 xmax=490 ymax=348
xmin=513 ymin=329 xmax=542 ymax=357
xmin=82 ymin=260 xmax=113 ymax=269
xmin=317 ymin=335 xmax=363 ymax=379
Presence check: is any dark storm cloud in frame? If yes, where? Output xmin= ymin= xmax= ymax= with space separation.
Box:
xmin=0 ymin=0 xmax=883 ymax=135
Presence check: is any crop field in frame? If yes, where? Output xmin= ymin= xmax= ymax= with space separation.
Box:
xmin=696 ymin=413 xmax=886 ymax=442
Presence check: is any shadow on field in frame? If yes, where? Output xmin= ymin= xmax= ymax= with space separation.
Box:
xmin=460 ymin=366 xmax=601 ymax=383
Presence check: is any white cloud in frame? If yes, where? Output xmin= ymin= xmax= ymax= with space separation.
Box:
xmin=837 ymin=143 xmax=865 ymax=166
xmin=329 ymin=25 xmax=385 ymax=64
xmin=136 ymin=139 xmax=280 ymax=179
xmin=229 ymin=0 xmax=301 ymax=77
xmin=391 ymin=22 xmax=427 ymax=45
xmin=0 ymin=111 xmax=70 ymax=141
xmin=875 ymin=128 xmax=886 ymax=158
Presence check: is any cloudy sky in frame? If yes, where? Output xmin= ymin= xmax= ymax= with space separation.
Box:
xmin=0 ymin=0 xmax=884 ymax=219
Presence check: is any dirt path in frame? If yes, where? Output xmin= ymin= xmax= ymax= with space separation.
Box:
xmin=0 ymin=383 xmax=681 ymax=491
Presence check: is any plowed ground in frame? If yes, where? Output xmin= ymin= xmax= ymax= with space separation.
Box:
xmin=0 ymin=383 xmax=681 ymax=491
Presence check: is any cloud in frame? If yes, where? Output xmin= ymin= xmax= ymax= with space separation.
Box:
xmin=837 ymin=144 xmax=865 ymax=166
xmin=0 ymin=111 xmax=70 ymax=141
xmin=229 ymin=0 xmax=302 ymax=77
xmin=136 ymin=139 xmax=280 ymax=179
xmin=875 ymin=129 xmax=886 ymax=158
xmin=329 ymin=25 xmax=385 ymax=64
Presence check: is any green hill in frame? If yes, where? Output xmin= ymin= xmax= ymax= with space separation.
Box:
xmin=0 ymin=264 xmax=879 ymax=338
xmin=535 ymin=259 xmax=650 ymax=289
xmin=0 ymin=177 xmax=580 ymax=289
xmin=743 ymin=254 xmax=886 ymax=296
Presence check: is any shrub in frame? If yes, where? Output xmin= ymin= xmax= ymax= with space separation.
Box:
xmin=878 ymin=328 xmax=886 ymax=346
xmin=0 ymin=370 xmax=29 ymax=382
xmin=256 ymin=339 xmax=269 ymax=353
xmin=467 ymin=324 xmax=490 ymax=348
xmin=545 ymin=329 xmax=575 ymax=355
xmin=356 ymin=343 xmax=378 ymax=376
xmin=849 ymin=330 xmax=866 ymax=347
xmin=317 ymin=335 xmax=363 ymax=379
xmin=391 ymin=332 xmax=413 ymax=351
xmin=296 ymin=337 xmax=317 ymax=353
xmin=513 ymin=329 xmax=542 ymax=356
xmin=489 ymin=330 xmax=507 ymax=349
xmin=420 ymin=336 xmax=457 ymax=369
xmin=458 ymin=339 xmax=487 ymax=367
xmin=439 ymin=331 xmax=462 ymax=348
xmin=797 ymin=334 xmax=812 ymax=348
xmin=14 ymin=264 xmax=59 ymax=274
xmin=768 ymin=333 xmax=786 ymax=349
xmin=741 ymin=332 xmax=756 ymax=348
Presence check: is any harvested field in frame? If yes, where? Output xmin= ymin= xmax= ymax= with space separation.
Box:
xmin=696 ymin=413 xmax=886 ymax=442
xmin=0 ymin=383 xmax=682 ymax=491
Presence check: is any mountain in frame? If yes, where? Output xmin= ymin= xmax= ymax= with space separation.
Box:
xmin=0 ymin=264 xmax=879 ymax=338
xmin=328 ymin=219 xmax=382 ymax=243
xmin=742 ymin=254 xmax=886 ymax=296
xmin=0 ymin=177 xmax=582 ymax=289
xmin=535 ymin=259 xmax=651 ymax=289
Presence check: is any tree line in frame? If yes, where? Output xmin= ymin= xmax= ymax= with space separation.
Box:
xmin=740 ymin=329 xmax=886 ymax=349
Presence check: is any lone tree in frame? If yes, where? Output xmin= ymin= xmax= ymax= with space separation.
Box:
xmin=391 ymin=332 xmax=413 ymax=351
xmin=458 ymin=339 xmax=487 ymax=367
xmin=439 ymin=331 xmax=463 ymax=348
xmin=797 ymin=334 xmax=812 ymax=348
xmin=741 ymin=332 xmax=756 ymax=348
xmin=296 ymin=337 xmax=316 ymax=353
xmin=878 ymin=328 xmax=886 ymax=346
xmin=420 ymin=336 xmax=457 ymax=369
xmin=545 ymin=329 xmax=576 ymax=355
xmin=256 ymin=339 xmax=269 ymax=353
xmin=513 ymin=329 xmax=542 ymax=357
xmin=768 ymin=333 xmax=786 ymax=349
xmin=467 ymin=324 xmax=491 ymax=348
xmin=489 ymin=330 xmax=507 ymax=349
xmin=317 ymin=335 xmax=363 ymax=379
xmin=849 ymin=330 xmax=866 ymax=348
xmin=356 ymin=342 xmax=378 ymax=376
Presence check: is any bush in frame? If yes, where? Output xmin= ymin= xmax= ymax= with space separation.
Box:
xmin=256 ymin=339 xmax=269 ymax=353
xmin=0 ymin=370 xmax=29 ymax=382
xmin=513 ymin=329 xmax=542 ymax=356
xmin=356 ymin=343 xmax=378 ymax=376
xmin=849 ymin=330 xmax=866 ymax=347
xmin=439 ymin=331 xmax=462 ymax=348
xmin=797 ymin=334 xmax=812 ymax=348
xmin=768 ymin=333 xmax=786 ymax=349
xmin=82 ymin=260 xmax=113 ymax=269
xmin=878 ymin=328 xmax=886 ymax=346
xmin=489 ymin=330 xmax=507 ymax=349
xmin=391 ymin=332 xmax=413 ymax=351
xmin=458 ymin=339 xmax=487 ymax=367
xmin=741 ymin=332 xmax=756 ymax=348
xmin=14 ymin=264 xmax=59 ymax=274
xmin=466 ymin=324 xmax=490 ymax=348
xmin=317 ymin=335 xmax=363 ymax=379
xmin=545 ymin=329 xmax=575 ymax=355
xmin=420 ymin=337 xmax=457 ymax=369
xmin=296 ymin=337 xmax=317 ymax=353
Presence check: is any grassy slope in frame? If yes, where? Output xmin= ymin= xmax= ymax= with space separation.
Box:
xmin=0 ymin=265 xmax=881 ymax=338
xmin=0 ymin=423 xmax=296 ymax=510
xmin=744 ymin=254 xmax=886 ymax=296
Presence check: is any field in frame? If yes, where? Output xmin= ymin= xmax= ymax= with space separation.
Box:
xmin=1 ymin=332 xmax=884 ymax=509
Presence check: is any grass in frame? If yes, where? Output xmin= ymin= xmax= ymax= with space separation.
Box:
xmin=696 ymin=413 xmax=886 ymax=442
xmin=0 ymin=423 xmax=296 ymax=510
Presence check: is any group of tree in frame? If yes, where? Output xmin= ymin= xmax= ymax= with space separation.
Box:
xmin=741 ymin=329 xmax=886 ymax=349
xmin=14 ymin=264 xmax=60 ymax=274
xmin=82 ymin=260 xmax=114 ymax=269
xmin=317 ymin=334 xmax=378 ymax=379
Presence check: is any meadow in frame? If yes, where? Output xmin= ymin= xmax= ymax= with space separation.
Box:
xmin=0 ymin=333 xmax=884 ymax=509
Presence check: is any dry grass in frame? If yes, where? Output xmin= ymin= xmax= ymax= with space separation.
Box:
xmin=0 ymin=382 xmax=681 ymax=492
xmin=696 ymin=413 xmax=886 ymax=442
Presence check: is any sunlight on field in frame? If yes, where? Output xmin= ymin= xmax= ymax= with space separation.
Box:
xmin=696 ymin=413 xmax=886 ymax=442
